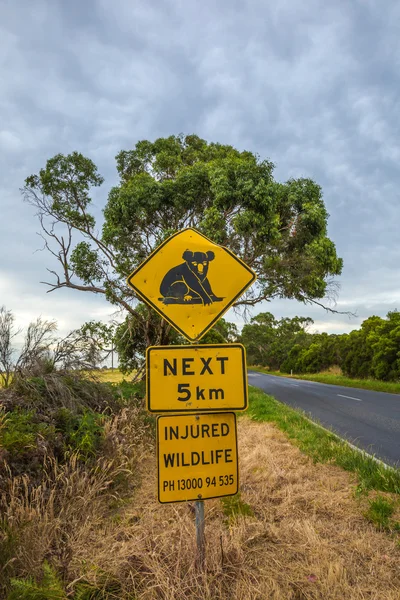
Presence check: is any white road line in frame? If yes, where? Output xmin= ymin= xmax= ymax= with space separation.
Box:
xmin=291 ymin=384 xmax=299 ymax=386
xmin=337 ymin=394 xmax=362 ymax=402
xmin=248 ymin=373 xmax=262 ymax=377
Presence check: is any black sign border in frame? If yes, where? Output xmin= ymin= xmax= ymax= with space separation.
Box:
xmin=156 ymin=412 xmax=239 ymax=504
xmin=126 ymin=228 xmax=256 ymax=342
xmin=146 ymin=343 xmax=248 ymax=413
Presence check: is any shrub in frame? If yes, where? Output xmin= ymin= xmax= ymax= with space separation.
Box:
xmin=7 ymin=562 xmax=66 ymax=600
xmin=0 ymin=409 xmax=55 ymax=455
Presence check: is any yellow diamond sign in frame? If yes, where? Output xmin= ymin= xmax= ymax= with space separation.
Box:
xmin=126 ymin=228 xmax=256 ymax=341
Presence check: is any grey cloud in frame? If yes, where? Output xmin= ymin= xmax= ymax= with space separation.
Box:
xmin=1 ymin=0 xmax=400 ymax=336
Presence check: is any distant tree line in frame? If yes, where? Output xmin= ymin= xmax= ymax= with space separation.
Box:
xmin=240 ymin=310 xmax=400 ymax=381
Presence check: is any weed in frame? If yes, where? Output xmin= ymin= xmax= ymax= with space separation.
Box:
xmin=221 ymin=493 xmax=253 ymax=523
xmin=0 ymin=409 xmax=54 ymax=455
xmin=365 ymin=496 xmax=396 ymax=531
xmin=7 ymin=562 xmax=66 ymax=600
xmin=0 ymin=518 xmax=19 ymax=584
xmin=64 ymin=410 xmax=105 ymax=458
xmin=0 ymin=370 xmax=156 ymax=598
xmin=116 ymin=380 xmax=146 ymax=402
xmin=8 ymin=371 xmax=118 ymax=414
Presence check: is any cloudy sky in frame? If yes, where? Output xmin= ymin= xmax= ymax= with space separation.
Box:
xmin=1 ymin=0 xmax=400 ymax=342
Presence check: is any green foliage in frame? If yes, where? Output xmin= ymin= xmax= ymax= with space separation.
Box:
xmin=221 ymin=493 xmax=253 ymax=522
xmin=244 ymin=309 xmax=400 ymax=382
xmin=248 ymin=386 xmax=400 ymax=495
xmin=108 ymin=136 xmax=343 ymax=302
xmin=0 ymin=409 xmax=53 ymax=454
xmin=70 ymin=242 xmax=105 ymax=285
xmin=24 ymin=135 xmax=343 ymax=327
xmin=54 ymin=408 xmax=105 ymax=458
xmin=67 ymin=411 xmax=104 ymax=457
xmin=7 ymin=562 xmax=66 ymax=600
xmin=25 ymin=152 xmax=103 ymax=231
xmin=241 ymin=313 xmax=312 ymax=369
xmin=115 ymin=380 xmax=146 ymax=400
xmin=201 ymin=319 xmax=239 ymax=344
xmin=369 ymin=311 xmax=400 ymax=380
xmin=114 ymin=303 xmax=181 ymax=373
xmin=364 ymin=496 xmax=397 ymax=531
xmin=0 ymin=404 xmax=104 ymax=462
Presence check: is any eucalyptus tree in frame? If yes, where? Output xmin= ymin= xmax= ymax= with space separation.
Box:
xmin=23 ymin=134 xmax=343 ymax=351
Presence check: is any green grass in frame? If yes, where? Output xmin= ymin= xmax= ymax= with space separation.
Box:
xmin=221 ymin=493 xmax=253 ymax=523
xmin=249 ymin=367 xmax=400 ymax=395
xmin=247 ymin=386 xmax=400 ymax=495
xmin=364 ymin=496 xmax=399 ymax=531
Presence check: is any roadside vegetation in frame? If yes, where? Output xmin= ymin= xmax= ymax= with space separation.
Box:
xmin=0 ymin=310 xmax=152 ymax=598
xmin=0 ymin=365 xmax=152 ymax=599
xmin=2 ymin=376 xmax=400 ymax=599
xmin=250 ymin=367 xmax=400 ymax=395
xmin=3 ymin=134 xmax=399 ymax=597
xmin=241 ymin=310 xmax=400 ymax=387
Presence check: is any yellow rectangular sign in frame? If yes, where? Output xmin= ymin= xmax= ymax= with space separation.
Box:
xmin=157 ymin=412 xmax=238 ymax=503
xmin=147 ymin=344 xmax=248 ymax=413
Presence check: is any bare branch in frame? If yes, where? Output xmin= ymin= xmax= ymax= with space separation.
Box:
xmin=15 ymin=316 xmax=57 ymax=374
xmin=302 ymin=297 xmax=357 ymax=318
xmin=0 ymin=306 xmax=21 ymax=387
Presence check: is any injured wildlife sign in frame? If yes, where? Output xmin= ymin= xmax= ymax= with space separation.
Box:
xmin=147 ymin=344 xmax=248 ymax=413
xmin=157 ymin=412 xmax=238 ymax=503
xmin=126 ymin=228 xmax=256 ymax=341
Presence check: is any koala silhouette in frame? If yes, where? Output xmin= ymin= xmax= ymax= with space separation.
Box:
xmin=159 ymin=250 xmax=223 ymax=305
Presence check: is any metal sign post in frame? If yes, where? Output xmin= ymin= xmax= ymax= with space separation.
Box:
xmin=195 ymin=499 xmax=205 ymax=569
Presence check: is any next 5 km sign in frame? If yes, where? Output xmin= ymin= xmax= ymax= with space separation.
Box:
xmin=146 ymin=344 xmax=248 ymax=413
xmin=157 ymin=412 xmax=238 ymax=503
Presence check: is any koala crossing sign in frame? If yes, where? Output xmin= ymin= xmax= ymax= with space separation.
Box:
xmin=126 ymin=228 xmax=256 ymax=341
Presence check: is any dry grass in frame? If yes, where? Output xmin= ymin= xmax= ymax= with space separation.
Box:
xmin=0 ymin=405 xmax=153 ymax=597
xmin=48 ymin=417 xmax=400 ymax=600
xmin=93 ymin=368 xmax=131 ymax=384
xmin=1 ymin=367 xmax=132 ymax=388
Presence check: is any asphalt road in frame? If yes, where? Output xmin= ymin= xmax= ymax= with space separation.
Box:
xmin=248 ymin=371 xmax=400 ymax=467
